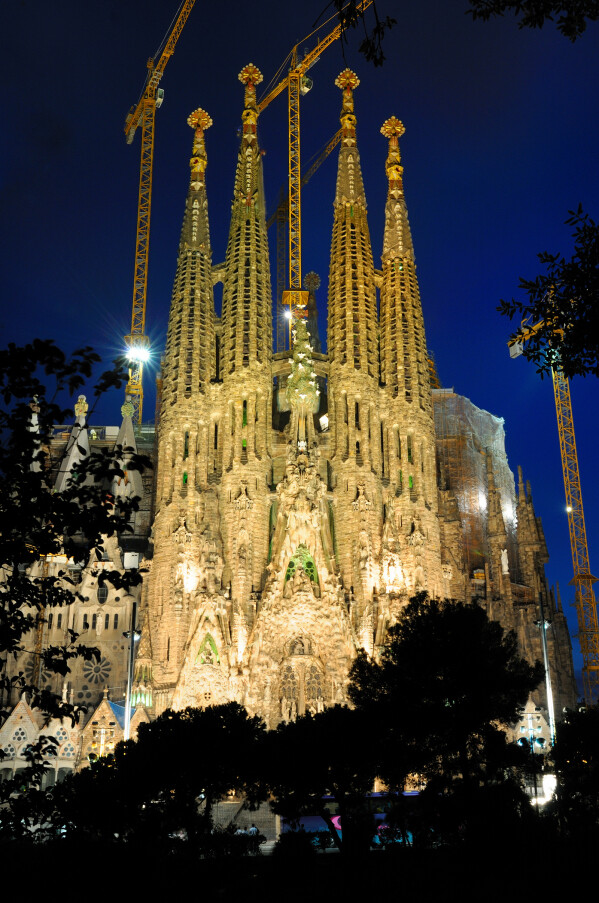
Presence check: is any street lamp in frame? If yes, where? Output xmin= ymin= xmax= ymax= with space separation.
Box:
xmin=122 ymin=597 xmax=141 ymax=741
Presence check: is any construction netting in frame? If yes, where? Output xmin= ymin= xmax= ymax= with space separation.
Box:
xmin=432 ymin=389 xmax=519 ymax=581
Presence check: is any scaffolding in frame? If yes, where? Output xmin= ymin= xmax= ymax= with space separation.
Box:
xmin=433 ymin=389 xmax=519 ymax=581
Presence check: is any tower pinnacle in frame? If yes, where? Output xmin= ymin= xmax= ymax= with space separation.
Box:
xmin=188 ymin=108 xmax=212 ymax=190
xmin=238 ymin=63 xmax=263 ymax=138
xmin=335 ymin=68 xmax=360 ymax=145
xmin=381 ymin=115 xmax=406 ymax=189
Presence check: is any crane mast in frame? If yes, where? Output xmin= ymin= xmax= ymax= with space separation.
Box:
xmin=258 ymin=1 xmax=372 ymax=331
xmin=509 ymin=323 xmax=599 ymax=702
xmin=124 ymin=0 xmax=196 ymax=426
xmin=267 ymin=128 xmax=342 ymax=350
xmin=552 ymin=367 xmax=599 ymax=701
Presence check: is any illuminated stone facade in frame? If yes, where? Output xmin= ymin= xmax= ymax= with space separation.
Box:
xmin=0 ymin=68 xmax=577 ymax=778
xmin=135 ymin=66 xmax=577 ymax=730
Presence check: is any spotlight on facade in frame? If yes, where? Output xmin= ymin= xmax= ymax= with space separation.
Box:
xmin=319 ymin=414 xmax=329 ymax=432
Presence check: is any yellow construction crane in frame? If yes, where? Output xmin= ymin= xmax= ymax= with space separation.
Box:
xmin=509 ymin=322 xmax=599 ymax=702
xmin=258 ymin=1 xmax=372 ymax=330
xmin=267 ymin=128 xmax=342 ymax=350
xmin=123 ymin=0 xmax=196 ymax=426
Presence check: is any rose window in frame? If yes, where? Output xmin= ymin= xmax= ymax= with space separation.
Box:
xmin=83 ymin=657 xmax=112 ymax=684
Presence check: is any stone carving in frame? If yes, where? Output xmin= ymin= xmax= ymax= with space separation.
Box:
xmin=352 ymin=481 xmax=373 ymax=512
xmin=233 ymin=481 xmax=253 ymax=509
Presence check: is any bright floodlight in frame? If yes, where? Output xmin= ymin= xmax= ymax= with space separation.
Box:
xmin=284 ymin=310 xmax=292 ymax=320
xmin=127 ymin=346 xmax=151 ymax=364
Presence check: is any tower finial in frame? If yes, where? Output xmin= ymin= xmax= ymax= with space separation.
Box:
xmin=238 ymin=63 xmax=263 ymax=135
xmin=187 ymin=108 xmax=212 ymax=189
xmin=335 ymin=69 xmax=360 ymax=144
xmin=381 ymin=116 xmax=405 ymax=189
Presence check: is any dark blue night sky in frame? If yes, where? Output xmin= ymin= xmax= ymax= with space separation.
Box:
xmin=1 ymin=0 xmax=598 ymax=687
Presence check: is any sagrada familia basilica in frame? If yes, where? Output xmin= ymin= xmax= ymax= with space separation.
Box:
xmin=0 ymin=65 xmax=577 ymax=777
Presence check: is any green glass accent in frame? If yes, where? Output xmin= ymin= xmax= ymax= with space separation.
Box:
xmin=409 ymin=475 xmax=413 ymax=489
xmin=285 ymin=544 xmax=319 ymax=586
xmin=328 ymin=501 xmax=338 ymax=560
xmin=242 ymin=438 xmax=247 ymax=448
xmin=197 ymin=633 xmax=220 ymax=665
xmin=182 ymin=471 xmax=188 ymax=485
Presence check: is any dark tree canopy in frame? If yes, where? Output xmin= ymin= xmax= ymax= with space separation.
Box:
xmin=328 ymin=0 xmax=597 ymax=67
xmin=467 ymin=0 xmax=599 ymax=41
xmin=40 ymin=703 xmax=266 ymax=846
xmin=499 ymin=207 xmax=599 ymax=379
xmin=348 ymin=594 xmax=543 ymax=788
xmin=551 ymin=705 xmax=599 ymax=837
xmin=264 ymin=705 xmax=378 ymax=855
xmin=322 ymin=1 xmax=396 ymax=66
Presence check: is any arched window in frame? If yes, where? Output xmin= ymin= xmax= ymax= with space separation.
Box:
xmin=280 ymin=664 xmax=298 ymax=702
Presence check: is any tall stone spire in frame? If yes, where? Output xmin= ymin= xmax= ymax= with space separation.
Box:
xmin=161 ymin=108 xmax=215 ymax=410
xmin=377 ymin=116 xmax=442 ymax=598
xmin=221 ymin=64 xmax=272 ymax=377
xmin=327 ymin=69 xmax=377 ymax=379
xmin=326 ymin=71 xmax=380 ymax=607
xmin=379 ymin=117 xmax=428 ymax=408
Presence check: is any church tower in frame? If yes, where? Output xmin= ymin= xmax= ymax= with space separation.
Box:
xmin=136 ymin=66 xmax=577 ymax=725
xmin=377 ymin=117 xmax=443 ymax=601
xmin=327 ymin=70 xmax=383 ymax=630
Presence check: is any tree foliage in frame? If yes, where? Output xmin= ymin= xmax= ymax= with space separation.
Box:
xmin=328 ymin=0 xmax=597 ymax=67
xmin=47 ymin=703 xmax=266 ymax=848
xmin=551 ymin=705 xmax=599 ymax=838
xmin=264 ymin=706 xmax=378 ymax=855
xmin=320 ymin=1 xmax=396 ymax=66
xmin=499 ymin=206 xmax=599 ymax=379
xmin=0 ymin=340 xmax=150 ymax=726
xmin=348 ymin=594 xmax=542 ymax=841
xmin=467 ymin=0 xmax=599 ymax=40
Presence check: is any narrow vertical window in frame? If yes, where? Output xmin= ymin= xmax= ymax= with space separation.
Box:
xmin=182 ymin=471 xmax=188 ymax=486
xmin=242 ymin=399 xmax=248 ymax=427
xmin=92 ymin=613 xmax=97 ymax=630
xmin=183 ymin=431 xmax=189 ymax=459
xmin=57 ymin=613 xmax=62 ymax=629
xmin=214 ymin=423 xmax=218 ymax=449
xmin=105 ymin=613 xmax=109 ymax=630
xmin=114 ymin=614 xmax=119 ymax=630
xmin=48 ymin=613 xmax=53 ymax=629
